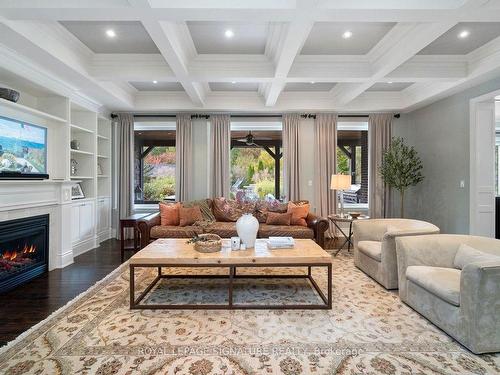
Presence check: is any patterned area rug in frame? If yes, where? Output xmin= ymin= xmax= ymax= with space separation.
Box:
xmin=0 ymin=252 xmax=499 ymax=375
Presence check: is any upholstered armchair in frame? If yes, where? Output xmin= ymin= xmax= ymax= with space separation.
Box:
xmin=353 ymin=219 xmax=439 ymax=289
xmin=396 ymin=234 xmax=500 ymax=354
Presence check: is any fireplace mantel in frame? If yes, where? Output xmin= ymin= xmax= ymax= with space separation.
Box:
xmin=0 ymin=180 xmax=77 ymax=270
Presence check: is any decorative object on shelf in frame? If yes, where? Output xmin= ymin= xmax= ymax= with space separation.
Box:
xmin=379 ymin=137 xmax=424 ymax=218
xmin=0 ymin=87 xmax=20 ymax=103
xmin=71 ymin=183 xmax=85 ymax=199
xmin=236 ymin=213 xmax=259 ymax=248
xmin=349 ymin=212 xmax=362 ymax=219
xmin=97 ymin=163 xmax=103 ymax=176
xmin=187 ymin=233 xmax=222 ymax=253
xmin=70 ymin=159 xmax=78 ymax=176
xmin=330 ymin=174 xmax=352 ymax=218
xmin=70 ymin=139 xmax=80 ymax=150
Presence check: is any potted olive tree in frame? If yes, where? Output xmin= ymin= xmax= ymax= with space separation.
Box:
xmin=379 ymin=137 xmax=424 ymax=218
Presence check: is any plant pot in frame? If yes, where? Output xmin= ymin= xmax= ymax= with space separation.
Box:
xmin=0 ymin=88 xmax=20 ymax=103
xmin=236 ymin=213 xmax=259 ymax=248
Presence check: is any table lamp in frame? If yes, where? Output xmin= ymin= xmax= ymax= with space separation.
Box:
xmin=330 ymin=174 xmax=351 ymax=218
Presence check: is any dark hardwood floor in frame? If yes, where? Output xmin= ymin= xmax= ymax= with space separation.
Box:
xmin=0 ymin=237 xmax=342 ymax=347
xmin=0 ymin=239 xmax=132 ymax=346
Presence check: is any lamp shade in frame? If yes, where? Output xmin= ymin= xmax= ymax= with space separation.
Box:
xmin=330 ymin=174 xmax=351 ymax=190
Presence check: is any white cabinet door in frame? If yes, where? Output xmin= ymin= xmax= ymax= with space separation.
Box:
xmin=79 ymin=201 xmax=94 ymax=240
xmin=70 ymin=204 xmax=81 ymax=243
xmin=97 ymin=197 xmax=110 ymax=234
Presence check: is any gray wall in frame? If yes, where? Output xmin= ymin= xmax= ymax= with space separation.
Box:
xmin=393 ymin=77 xmax=500 ymax=234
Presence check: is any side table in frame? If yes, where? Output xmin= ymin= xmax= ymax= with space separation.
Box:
xmin=120 ymin=213 xmax=149 ymax=262
xmin=327 ymin=214 xmax=370 ymax=256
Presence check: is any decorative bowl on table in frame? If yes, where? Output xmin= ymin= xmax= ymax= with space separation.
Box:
xmin=349 ymin=212 xmax=362 ymax=219
xmin=188 ymin=233 xmax=222 ymax=253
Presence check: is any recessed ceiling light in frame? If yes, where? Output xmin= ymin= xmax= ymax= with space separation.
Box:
xmin=231 ymin=81 xmax=236 ymax=84
xmin=458 ymin=30 xmax=470 ymax=39
xmin=310 ymin=81 xmax=315 ymax=84
xmin=105 ymin=29 xmax=116 ymax=38
xmin=342 ymin=30 xmax=353 ymax=39
xmin=225 ymin=29 xmax=234 ymax=38
xmin=388 ymin=81 xmax=393 ymax=84
xmin=153 ymin=80 xmax=158 ymax=84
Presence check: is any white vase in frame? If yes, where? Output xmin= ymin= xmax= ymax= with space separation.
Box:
xmin=236 ymin=213 xmax=259 ymax=248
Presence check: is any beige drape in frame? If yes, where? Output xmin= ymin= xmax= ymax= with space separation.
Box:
xmin=282 ymin=113 xmax=301 ymax=201
xmin=117 ymin=113 xmax=134 ymax=239
xmin=175 ymin=114 xmax=192 ymax=202
xmin=369 ymin=113 xmax=393 ymax=218
xmin=210 ymin=114 xmax=231 ymax=198
xmin=314 ymin=113 xmax=338 ymax=218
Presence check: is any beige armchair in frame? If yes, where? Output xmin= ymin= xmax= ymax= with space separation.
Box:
xmin=396 ymin=234 xmax=500 ymax=354
xmin=353 ymin=219 xmax=439 ymax=289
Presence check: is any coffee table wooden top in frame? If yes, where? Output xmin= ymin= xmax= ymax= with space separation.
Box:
xmin=130 ymin=238 xmax=331 ymax=265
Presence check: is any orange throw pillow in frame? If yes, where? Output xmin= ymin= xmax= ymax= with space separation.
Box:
xmin=159 ymin=202 xmax=180 ymax=226
xmin=266 ymin=212 xmax=292 ymax=226
xmin=287 ymin=202 xmax=310 ymax=226
xmin=179 ymin=206 xmax=203 ymax=227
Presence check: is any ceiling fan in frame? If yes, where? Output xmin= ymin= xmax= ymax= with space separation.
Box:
xmin=235 ymin=131 xmax=271 ymax=147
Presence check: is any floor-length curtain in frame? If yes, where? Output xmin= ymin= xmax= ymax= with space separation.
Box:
xmin=314 ymin=113 xmax=337 ymax=218
xmin=369 ymin=113 xmax=393 ymax=218
xmin=175 ymin=114 xmax=192 ymax=202
xmin=282 ymin=113 xmax=301 ymax=201
xmin=210 ymin=114 xmax=231 ymax=198
xmin=116 ymin=113 xmax=134 ymax=239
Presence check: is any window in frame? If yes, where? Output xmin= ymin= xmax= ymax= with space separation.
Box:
xmin=230 ymin=119 xmax=283 ymax=200
xmin=134 ymin=121 xmax=176 ymax=204
xmin=337 ymin=121 xmax=369 ymax=207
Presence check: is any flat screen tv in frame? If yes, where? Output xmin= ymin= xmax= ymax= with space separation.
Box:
xmin=0 ymin=115 xmax=48 ymax=179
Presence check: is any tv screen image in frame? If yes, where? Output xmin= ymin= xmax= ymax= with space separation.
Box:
xmin=0 ymin=116 xmax=47 ymax=176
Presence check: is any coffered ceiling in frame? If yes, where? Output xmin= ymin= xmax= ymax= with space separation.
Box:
xmin=2 ymin=0 xmax=500 ymax=114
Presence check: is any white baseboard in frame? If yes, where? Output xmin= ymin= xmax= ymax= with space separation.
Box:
xmin=97 ymin=228 xmax=113 ymax=244
xmin=60 ymin=249 xmax=74 ymax=268
xmin=72 ymin=237 xmax=97 ymax=257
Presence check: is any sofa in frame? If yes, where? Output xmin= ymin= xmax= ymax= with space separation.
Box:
xmin=353 ymin=219 xmax=440 ymax=289
xmin=396 ymin=234 xmax=500 ymax=354
xmin=138 ymin=198 xmax=329 ymax=249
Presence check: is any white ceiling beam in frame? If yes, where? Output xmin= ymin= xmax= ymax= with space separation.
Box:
xmin=4 ymin=5 xmax=498 ymax=23
xmin=87 ymin=53 xmax=468 ymax=83
xmin=127 ymin=0 xmax=205 ymax=106
xmin=386 ymin=55 xmax=467 ymax=81
xmin=90 ymin=54 xmax=176 ymax=81
xmin=330 ymin=22 xmax=458 ymax=106
xmin=264 ymin=11 xmax=314 ymax=106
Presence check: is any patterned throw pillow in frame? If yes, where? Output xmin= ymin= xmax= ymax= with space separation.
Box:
xmin=182 ymin=199 xmax=215 ymax=222
xmin=265 ymin=212 xmax=292 ymax=226
xmin=254 ymin=199 xmax=288 ymax=223
xmin=212 ymin=197 xmax=255 ymax=222
xmin=179 ymin=206 xmax=203 ymax=227
xmin=159 ymin=202 xmax=180 ymax=226
xmin=287 ymin=201 xmax=310 ymax=227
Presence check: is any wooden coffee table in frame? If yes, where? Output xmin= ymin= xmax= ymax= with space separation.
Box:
xmin=129 ymin=238 xmax=332 ymax=310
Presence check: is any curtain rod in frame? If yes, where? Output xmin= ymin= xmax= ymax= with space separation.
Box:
xmin=111 ymin=113 xmax=400 ymax=119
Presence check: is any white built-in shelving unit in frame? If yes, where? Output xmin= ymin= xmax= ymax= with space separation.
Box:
xmin=0 ymin=76 xmax=113 ymax=258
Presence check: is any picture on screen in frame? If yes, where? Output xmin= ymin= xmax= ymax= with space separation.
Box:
xmin=0 ymin=116 xmax=47 ymax=175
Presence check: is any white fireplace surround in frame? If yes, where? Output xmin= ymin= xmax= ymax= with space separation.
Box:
xmin=0 ymin=180 xmax=77 ymax=271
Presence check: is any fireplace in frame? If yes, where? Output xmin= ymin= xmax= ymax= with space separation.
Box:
xmin=0 ymin=215 xmax=49 ymax=294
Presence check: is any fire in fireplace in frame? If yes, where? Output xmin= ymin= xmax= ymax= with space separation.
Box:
xmin=0 ymin=215 xmax=49 ymax=293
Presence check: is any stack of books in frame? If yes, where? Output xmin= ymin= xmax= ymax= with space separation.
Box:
xmin=267 ymin=236 xmax=295 ymax=249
